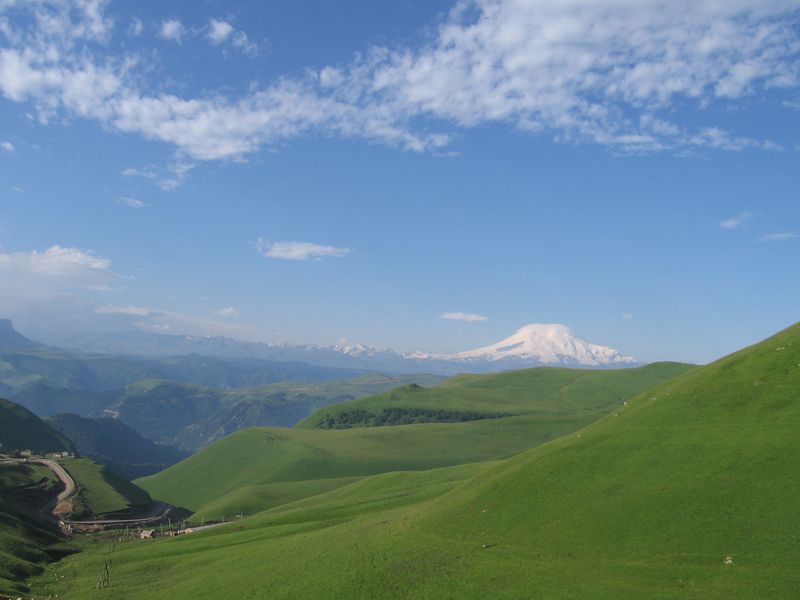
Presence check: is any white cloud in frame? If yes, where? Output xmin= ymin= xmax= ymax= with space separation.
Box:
xmin=1 ymin=141 xmax=14 ymax=153
xmin=231 ymin=31 xmax=258 ymax=57
xmin=121 ymin=167 xmax=157 ymax=179
xmin=440 ymin=311 xmax=488 ymax=322
xmin=94 ymin=304 xmax=152 ymax=316
xmin=117 ymin=196 xmax=145 ymax=208
xmin=0 ymin=245 xmax=111 ymax=277
xmin=719 ymin=211 xmax=753 ymax=230
xmin=11 ymin=186 xmax=23 ymax=193
xmin=159 ymin=19 xmax=186 ymax=43
xmin=207 ymin=19 xmax=258 ymax=56
xmin=255 ymin=238 xmax=352 ymax=261
xmin=0 ymin=245 xmax=120 ymax=318
xmin=215 ymin=306 xmax=238 ymax=317
xmin=0 ymin=0 xmax=797 ymax=175
xmin=208 ymin=19 xmax=234 ymax=44
xmin=758 ymin=232 xmax=797 ymax=242
xmin=621 ymin=313 xmax=634 ymax=320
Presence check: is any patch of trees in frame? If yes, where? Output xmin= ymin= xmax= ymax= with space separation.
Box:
xmin=317 ymin=407 xmax=512 ymax=429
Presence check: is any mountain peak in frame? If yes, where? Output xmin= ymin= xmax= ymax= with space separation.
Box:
xmin=0 ymin=319 xmax=45 ymax=353
xmin=455 ymin=322 xmax=636 ymax=367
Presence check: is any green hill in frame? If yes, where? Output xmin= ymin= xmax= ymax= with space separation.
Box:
xmin=0 ymin=456 xmax=152 ymax=595
xmin=45 ymin=414 xmax=188 ymax=479
xmin=62 ymin=458 xmax=152 ymax=518
xmin=31 ymin=323 xmax=800 ymax=599
xmin=297 ymin=362 xmax=694 ymax=428
xmin=0 ymin=398 xmax=74 ymax=455
xmin=138 ymin=363 xmax=688 ymax=517
xmin=136 ymin=417 xmax=563 ymax=516
xmin=0 ymin=463 xmax=67 ymax=596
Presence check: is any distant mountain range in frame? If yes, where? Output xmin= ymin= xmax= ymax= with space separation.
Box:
xmin=35 ymin=322 xmax=639 ymax=375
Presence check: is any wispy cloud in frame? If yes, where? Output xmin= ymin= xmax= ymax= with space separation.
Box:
xmin=1 ymin=141 xmax=15 ymax=153
xmin=440 ymin=311 xmax=488 ymax=323
xmin=117 ymin=196 xmax=145 ymax=208
xmin=128 ymin=17 xmax=143 ymax=37
xmin=159 ymin=19 xmax=186 ymax=43
xmin=94 ymin=304 xmax=152 ymax=316
xmin=719 ymin=211 xmax=753 ymax=230
xmin=255 ymin=239 xmax=352 ymax=261
xmin=621 ymin=313 xmax=634 ymax=320
xmin=758 ymin=232 xmax=797 ymax=242
xmin=215 ymin=306 xmax=238 ymax=317
xmin=121 ymin=167 xmax=157 ymax=179
xmin=0 ymin=0 xmax=797 ymax=177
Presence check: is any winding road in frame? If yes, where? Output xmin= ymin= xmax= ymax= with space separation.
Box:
xmin=1 ymin=456 xmax=174 ymax=529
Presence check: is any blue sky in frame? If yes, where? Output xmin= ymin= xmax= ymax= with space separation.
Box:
xmin=0 ymin=0 xmax=799 ymax=363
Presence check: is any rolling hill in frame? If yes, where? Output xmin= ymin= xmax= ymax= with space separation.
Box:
xmin=137 ymin=362 xmax=689 ymax=518
xmin=0 ymin=454 xmax=150 ymax=595
xmin=60 ymin=458 xmax=152 ymax=518
xmin=0 ymin=398 xmax=74 ymax=455
xmin=0 ymin=463 xmax=67 ymax=597
xmin=297 ymin=361 xmax=694 ymax=428
xmin=31 ymin=322 xmax=800 ymax=599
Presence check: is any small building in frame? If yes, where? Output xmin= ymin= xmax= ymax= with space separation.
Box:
xmin=139 ymin=530 xmax=156 ymax=539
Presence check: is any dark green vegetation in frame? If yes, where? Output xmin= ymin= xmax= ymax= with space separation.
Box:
xmin=29 ymin=323 xmax=800 ymax=599
xmin=316 ymin=406 xmax=512 ymax=428
xmin=0 ymin=398 xmax=74 ymax=454
xmin=299 ymin=361 xmax=694 ymax=428
xmin=45 ymin=413 xmax=188 ymax=479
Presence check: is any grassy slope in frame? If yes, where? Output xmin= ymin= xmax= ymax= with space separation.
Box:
xmin=297 ymin=362 xmax=694 ymax=427
xmin=136 ymin=415 xmax=583 ymax=515
xmin=0 ymin=463 xmax=69 ymax=595
xmin=35 ymin=322 xmax=800 ymax=599
xmin=139 ymin=363 xmax=690 ymax=517
xmin=62 ymin=458 xmax=151 ymax=517
xmin=0 ymin=397 xmax=75 ymax=454
xmin=0 ymin=457 xmax=151 ymax=594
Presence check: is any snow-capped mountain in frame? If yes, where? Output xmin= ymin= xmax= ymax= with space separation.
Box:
xmin=453 ymin=323 xmax=636 ymax=367
xmin=38 ymin=322 xmax=638 ymax=374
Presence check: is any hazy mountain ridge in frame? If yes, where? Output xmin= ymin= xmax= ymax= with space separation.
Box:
xmin=44 ymin=413 xmax=188 ymax=479
xmin=35 ymin=322 xmax=639 ymax=375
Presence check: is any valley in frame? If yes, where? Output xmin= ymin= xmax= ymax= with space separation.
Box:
xmin=1 ymin=321 xmax=797 ymax=598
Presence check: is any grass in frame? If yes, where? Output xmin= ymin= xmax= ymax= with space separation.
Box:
xmin=0 ymin=463 xmax=70 ymax=596
xmin=30 ymin=322 xmax=800 ymax=598
xmin=139 ymin=362 xmax=690 ymax=518
xmin=60 ymin=458 xmax=151 ymax=518
xmin=136 ymin=413 xmax=594 ymax=516
xmin=0 ymin=456 xmax=151 ymax=595
xmin=297 ymin=361 xmax=695 ymax=427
